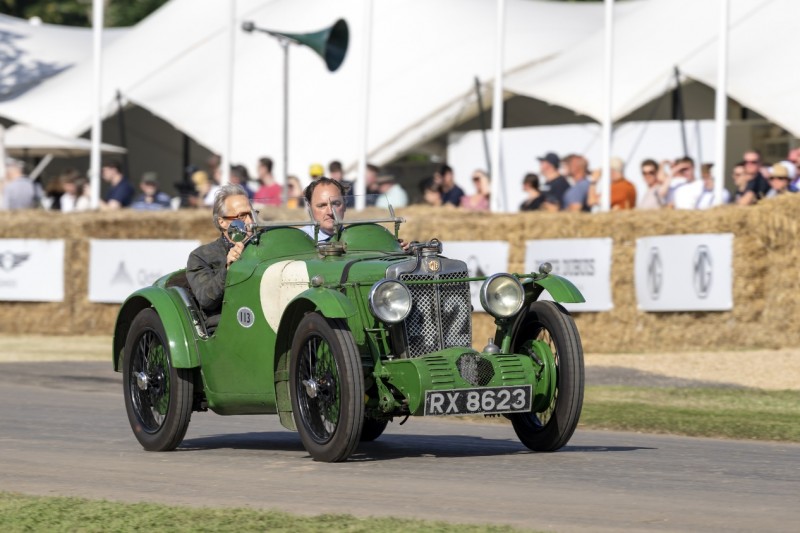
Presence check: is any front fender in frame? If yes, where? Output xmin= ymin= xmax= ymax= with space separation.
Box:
xmin=112 ymin=286 xmax=199 ymax=372
xmin=289 ymin=287 xmax=358 ymax=319
xmin=533 ymin=274 xmax=585 ymax=303
xmin=273 ymin=287 xmax=358 ymax=368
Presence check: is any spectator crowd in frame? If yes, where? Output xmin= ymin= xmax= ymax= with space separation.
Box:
xmin=2 ymin=146 xmax=798 ymax=214
xmin=417 ymin=146 xmax=800 ymax=213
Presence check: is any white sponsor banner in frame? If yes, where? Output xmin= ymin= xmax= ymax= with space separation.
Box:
xmin=442 ymin=241 xmax=510 ymax=312
xmin=635 ymin=233 xmax=733 ymax=312
xmin=524 ymin=238 xmax=613 ymax=312
xmin=0 ymin=239 xmax=65 ymax=302
xmin=89 ymin=239 xmax=200 ymax=303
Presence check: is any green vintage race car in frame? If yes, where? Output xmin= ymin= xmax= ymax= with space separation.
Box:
xmin=113 ymin=195 xmax=586 ymax=462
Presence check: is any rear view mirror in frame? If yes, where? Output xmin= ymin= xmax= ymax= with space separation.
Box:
xmin=227 ymin=219 xmax=248 ymax=243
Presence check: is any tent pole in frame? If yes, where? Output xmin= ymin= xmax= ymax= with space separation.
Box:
xmin=0 ymin=125 xmax=6 ymax=182
xmin=712 ymin=0 xmax=729 ymax=206
xmin=281 ymin=39 xmax=290 ymax=204
xmin=474 ymin=77 xmax=492 ymax=176
xmin=695 ymin=119 xmax=703 ymax=175
xmin=600 ymin=0 xmax=614 ymax=212
xmin=355 ymin=0 xmax=373 ymax=211
xmin=115 ymin=90 xmax=130 ymax=179
xmin=222 ymin=0 xmax=236 ymax=186
xmin=182 ymin=134 xmax=190 ymax=178
xmin=89 ymin=0 xmax=104 ymax=210
xmin=29 ymin=154 xmax=53 ymax=182
xmin=673 ymin=66 xmax=688 ymax=158
xmin=489 ymin=0 xmax=506 ymax=212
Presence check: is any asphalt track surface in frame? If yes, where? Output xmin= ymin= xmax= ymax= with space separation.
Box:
xmin=1 ymin=361 xmax=799 ymax=532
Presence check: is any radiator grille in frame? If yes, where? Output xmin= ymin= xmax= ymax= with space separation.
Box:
xmin=400 ymin=270 xmax=472 ymax=358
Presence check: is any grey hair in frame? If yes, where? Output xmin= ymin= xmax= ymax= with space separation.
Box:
xmin=212 ymin=184 xmax=250 ymax=231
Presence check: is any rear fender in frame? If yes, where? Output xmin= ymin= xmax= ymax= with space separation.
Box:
xmin=273 ymin=288 xmax=358 ymax=430
xmin=112 ymin=287 xmax=199 ymax=372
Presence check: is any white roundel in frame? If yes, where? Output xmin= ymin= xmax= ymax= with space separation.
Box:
xmin=260 ymin=260 xmax=311 ymax=331
xmin=237 ymin=307 xmax=255 ymax=328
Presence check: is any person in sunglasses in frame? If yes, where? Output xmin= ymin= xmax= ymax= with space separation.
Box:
xmin=186 ymin=184 xmax=254 ymax=319
xmin=657 ymin=156 xmax=701 ymax=209
xmin=736 ymin=149 xmax=771 ymax=205
xmin=637 ymin=159 xmax=664 ymax=210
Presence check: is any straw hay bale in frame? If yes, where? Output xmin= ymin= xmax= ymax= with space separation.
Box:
xmin=2 ymin=195 xmax=800 ymax=353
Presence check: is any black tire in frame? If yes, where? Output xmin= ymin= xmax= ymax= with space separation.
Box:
xmin=122 ymin=308 xmax=193 ymax=451
xmin=289 ymin=313 xmax=364 ymax=462
xmin=507 ymin=300 xmax=584 ymax=451
xmin=360 ymin=418 xmax=389 ymax=442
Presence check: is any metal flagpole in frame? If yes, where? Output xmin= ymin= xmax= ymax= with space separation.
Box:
xmin=89 ymin=0 xmax=104 ymax=209
xmin=712 ymin=0 xmax=730 ymax=206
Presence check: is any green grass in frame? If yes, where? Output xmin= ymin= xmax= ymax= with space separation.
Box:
xmin=0 ymin=492 xmax=535 ymax=533
xmin=580 ymin=386 xmax=800 ymax=442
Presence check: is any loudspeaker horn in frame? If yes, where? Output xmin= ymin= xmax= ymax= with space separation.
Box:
xmin=242 ymin=18 xmax=349 ymax=72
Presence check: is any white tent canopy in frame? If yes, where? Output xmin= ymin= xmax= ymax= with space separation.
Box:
xmin=3 ymin=123 xmax=127 ymax=157
xmin=0 ymin=14 xmax=127 ymax=103
xmin=0 ymin=0 xmax=796 ymax=189
xmin=504 ymin=0 xmax=799 ymax=137
xmin=0 ymin=0 xmax=625 ymax=183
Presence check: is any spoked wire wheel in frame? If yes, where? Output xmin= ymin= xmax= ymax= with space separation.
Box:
xmin=508 ymin=301 xmax=584 ymax=451
xmin=123 ymin=309 xmax=193 ymax=451
xmin=290 ymin=313 xmax=364 ymax=462
xmin=296 ymin=333 xmax=342 ymax=443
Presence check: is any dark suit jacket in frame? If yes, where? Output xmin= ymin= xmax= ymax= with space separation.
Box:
xmin=186 ymin=236 xmax=232 ymax=316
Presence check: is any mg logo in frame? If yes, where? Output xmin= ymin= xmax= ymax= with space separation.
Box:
xmin=693 ymin=245 xmax=713 ymax=299
xmin=647 ymin=247 xmax=662 ymax=300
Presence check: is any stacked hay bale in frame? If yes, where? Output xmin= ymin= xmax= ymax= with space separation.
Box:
xmin=2 ymin=194 xmax=798 ymax=353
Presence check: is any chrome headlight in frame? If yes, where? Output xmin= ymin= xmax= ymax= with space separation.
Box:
xmin=369 ymin=280 xmax=412 ymax=324
xmin=480 ymin=274 xmax=525 ymax=319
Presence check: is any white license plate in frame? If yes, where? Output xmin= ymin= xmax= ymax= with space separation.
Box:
xmin=424 ymin=385 xmax=532 ymax=416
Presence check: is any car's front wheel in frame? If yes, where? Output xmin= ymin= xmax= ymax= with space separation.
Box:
xmin=507 ymin=301 xmax=584 ymax=452
xmin=123 ymin=308 xmax=194 ymax=451
xmin=289 ymin=313 xmax=364 ymax=462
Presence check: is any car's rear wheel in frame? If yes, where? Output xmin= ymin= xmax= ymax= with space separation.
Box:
xmin=290 ymin=313 xmax=364 ymax=462
xmin=507 ymin=301 xmax=584 ymax=451
xmin=123 ymin=308 xmax=193 ymax=451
